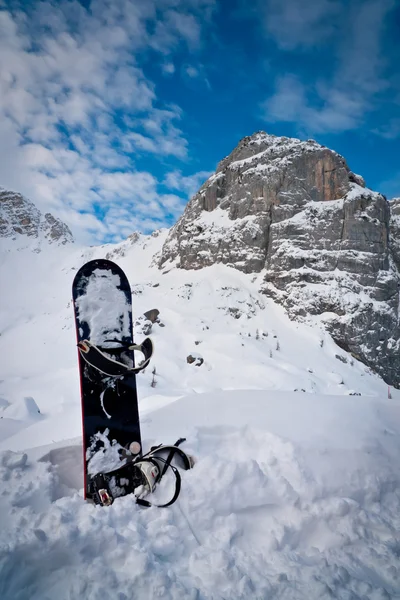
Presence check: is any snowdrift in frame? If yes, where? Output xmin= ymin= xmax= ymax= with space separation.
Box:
xmin=1 ymin=390 xmax=400 ymax=600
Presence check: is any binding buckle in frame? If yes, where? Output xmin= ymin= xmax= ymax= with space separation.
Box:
xmin=98 ymin=488 xmax=113 ymax=506
xmin=91 ymin=473 xmax=114 ymax=506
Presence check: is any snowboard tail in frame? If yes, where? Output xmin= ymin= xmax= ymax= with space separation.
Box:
xmin=72 ymin=259 xmax=142 ymax=500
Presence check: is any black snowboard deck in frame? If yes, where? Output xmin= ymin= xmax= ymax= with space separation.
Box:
xmin=72 ymin=259 xmax=142 ymax=499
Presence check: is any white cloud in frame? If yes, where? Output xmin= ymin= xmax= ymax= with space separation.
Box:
xmin=22 ymin=144 xmax=62 ymax=171
xmin=264 ymin=0 xmax=341 ymax=50
xmin=98 ymin=172 xmax=157 ymax=203
xmin=262 ymin=75 xmax=365 ymax=133
xmin=181 ymin=62 xmax=211 ymax=89
xmin=150 ymin=1 xmax=215 ymax=53
xmin=0 ymin=0 xmax=214 ymax=244
xmin=163 ymin=170 xmax=211 ymax=198
xmin=261 ymin=0 xmax=397 ymax=135
xmin=185 ymin=65 xmax=200 ymax=78
xmin=126 ymin=108 xmax=189 ymax=159
xmin=166 ymin=11 xmax=201 ymax=48
xmin=57 ymin=209 xmax=107 ymax=244
xmin=162 ymin=62 xmax=176 ymax=75
xmin=373 ymin=119 xmax=400 ymax=140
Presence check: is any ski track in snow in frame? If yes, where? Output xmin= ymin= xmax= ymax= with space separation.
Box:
xmin=1 ymin=233 xmax=400 ymax=599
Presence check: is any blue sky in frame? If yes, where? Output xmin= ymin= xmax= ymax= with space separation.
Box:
xmin=0 ymin=0 xmax=399 ymax=244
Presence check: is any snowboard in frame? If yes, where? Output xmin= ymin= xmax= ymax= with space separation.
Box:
xmin=72 ymin=259 xmax=142 ymax=500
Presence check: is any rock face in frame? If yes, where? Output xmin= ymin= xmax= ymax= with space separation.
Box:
xmin=389 ymin=198 xmax=400 ymax=271
xmin=0 ymin=187 xmax=73 ymax=245
xmin=160 ymin=132 xmax=400 ymax=386
xmin=160 ymin=133 xmax=353 ymax=272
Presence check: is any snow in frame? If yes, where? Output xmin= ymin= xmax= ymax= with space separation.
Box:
xmin=74 ymin=268 xmax=131 ymax=345
xmin=345 ymin=182 xmax=382 ymax=201
xmin=228 ymin=134 xmax=324 ymax=171
xmin=86 ymin=429 xmax=128 ymax=476
xmin=1 ymin=230 xmax=400 ymax=599
xmin=1 ymin=391 xmax=400 ymax=599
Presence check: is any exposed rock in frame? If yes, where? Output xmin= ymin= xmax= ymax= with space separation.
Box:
xmin=42 ymin=213 xmax=72 ymax=244
xmin=335 ymin=355 xmax=348 ymax=364
xmin=348 ymin=172 xmax=366 ymax=187
xmin=0 ymin=187 xmax=73 ymax=245
xmin=135 ymin=316 xmax=153 ymax=336
xmin=389 ymin=198 xmax=400 ymax=272
xmin=105 ymin=232 xmax=140 ymax=260
xmin=160 ymin=132 xmax=351 ymax=272
xmin=144 ymin=309 xmax=160 ymax=323
xmin=159 ymin=132 xmax=400 ymax=386
xmin=187 ymin=353 xmax=204 ymax=366
xmin=264 ymin=184 xmax=400 ymax=388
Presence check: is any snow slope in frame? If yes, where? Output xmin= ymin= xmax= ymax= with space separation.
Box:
xmin=1 ymin=231 xmax=400 ymax=599
xmin=1 ymin=391 xmax=400 ymax=599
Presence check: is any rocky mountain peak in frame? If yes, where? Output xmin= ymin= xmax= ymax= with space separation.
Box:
xmin=160 ymin=131 xmax=364 ymax=272
xmin=0 ymin=187 xmax=73 ymax=246
xmin=159 ymin=131 xmax=400 ymax=387
xmin=216 ymin=131 xmax=338 ymax=180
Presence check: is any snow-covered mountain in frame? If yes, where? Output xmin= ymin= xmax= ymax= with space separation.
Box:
xmin=0 ymin=187 xmax=73 ymax=247
xmin=3 ymin=223 xmax=389 ymax=446
xmin=161 ymin=132 xmax=400 ymax=387
xmin=1 ymin=155 xmax=400 ymax=599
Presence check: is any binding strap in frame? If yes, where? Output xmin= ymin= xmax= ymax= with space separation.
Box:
xmin=135 ymin=458 xmax=182 ymax=508
xmin=89 ymin=439 xmax=193 ymax=508
xmin=78 ymin=337 xmax=153 ymax=377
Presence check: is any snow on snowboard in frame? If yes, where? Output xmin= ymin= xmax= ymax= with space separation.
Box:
xmin=72 ymin=259 xmax=192 ymax=507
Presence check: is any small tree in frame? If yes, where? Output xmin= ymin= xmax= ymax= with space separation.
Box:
xmin=269 ymin=349 xmax=273 ymax=358
xmin=151 ymin=366 xmax=157 ymax=388
xmin=276 ymin=340 xmax=280 ymax=351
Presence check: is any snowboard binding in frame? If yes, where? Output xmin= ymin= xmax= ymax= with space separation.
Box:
xmin=78 ymin=338 xmax=154 ymax=377
xmin=88 ymin=438 xmax=194 ymax=507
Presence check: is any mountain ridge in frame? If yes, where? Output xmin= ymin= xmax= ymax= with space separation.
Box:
xmin=0 ymin=187 xmax=73 ymax=248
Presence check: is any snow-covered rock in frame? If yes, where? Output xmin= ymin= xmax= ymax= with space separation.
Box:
xmin=159 ymin=132 xmax=400 ymax=386
xmin=389 ymin=197 xmax=400 ymax=271
xmin=160 ymin=132 xmax=352 ymax=273
xmin=0 ymin=187 xmax=73 ymax=246
xmin=263 ymin=184 xmax=400 ymax=387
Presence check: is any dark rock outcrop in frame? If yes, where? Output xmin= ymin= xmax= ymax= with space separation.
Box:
xmin=187 ymin=354 xmax=204 ymax=366
xmin=159 ymin=132 xmax=400 ymax=386
xmin=144 ymin=309 xmax=160 ymax=323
